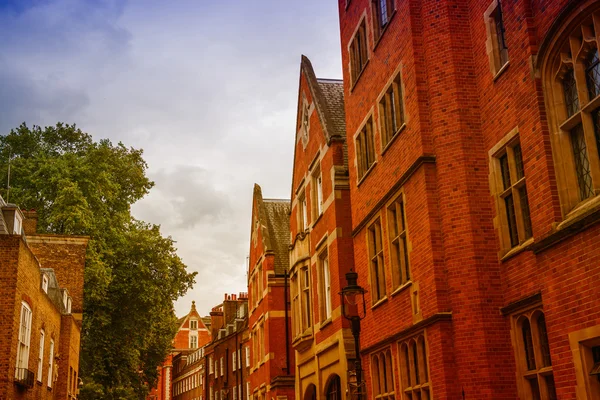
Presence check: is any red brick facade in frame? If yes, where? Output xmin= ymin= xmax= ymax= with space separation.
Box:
xmin=247 ymin=186 xmax=294 ymax=400
xmin=336 ymin=0 xmax=600 ymax=399
xmin=0 ymin=204 xmax=87 ymax=400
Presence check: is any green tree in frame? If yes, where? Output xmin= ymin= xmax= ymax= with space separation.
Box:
xmin=0 ymin=123 xmax=196 ymax=399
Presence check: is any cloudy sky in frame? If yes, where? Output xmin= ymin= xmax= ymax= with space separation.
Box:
xmin=0 ymin=0 xmax=342 ymax=317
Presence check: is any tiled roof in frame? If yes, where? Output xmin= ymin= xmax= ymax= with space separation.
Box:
xmin=300 ymin=55 xmax=346 ymax=143
xmin=263 ymin=199 xmax=291 ymax=276
xmin=253 ymin=184 xmax=291 ymax=276
xmin=317 ymin=78 xmax=346 ymax=140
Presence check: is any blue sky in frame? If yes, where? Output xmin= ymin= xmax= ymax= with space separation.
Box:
xmin=0 ymin=0 xmax=343 ymax=316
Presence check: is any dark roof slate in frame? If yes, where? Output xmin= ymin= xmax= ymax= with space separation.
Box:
xmin=253 ymin=184 xmax=291 ymax=276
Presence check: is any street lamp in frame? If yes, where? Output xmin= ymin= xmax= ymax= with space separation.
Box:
xmin=339 ymin=270 xmax=367 ymax=400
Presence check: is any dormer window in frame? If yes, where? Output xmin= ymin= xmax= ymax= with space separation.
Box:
xmin=13 ymin=213 xmax=22 ymax=235
xmin=42 ymin=274 xmax=49 ymax=293
xmin=62 ymin=289 xmax=68 ymax=309
xmin=67 ymin=297 xmax=72 ymax=314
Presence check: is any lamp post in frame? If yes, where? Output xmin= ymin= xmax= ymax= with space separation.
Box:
xmin=339 ymin=270 xmax=367 ymax=400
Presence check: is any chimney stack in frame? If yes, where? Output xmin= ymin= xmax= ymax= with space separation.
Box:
xmin=22 ymin=209 xmax=38 ymax=235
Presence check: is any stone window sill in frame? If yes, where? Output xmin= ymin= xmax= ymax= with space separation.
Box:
xmin=371 ymin=296 xmax=388 ymax=310
xmin=499 ymin=237 xmax=534 ymax=262
xmin=357 ymin=161 xmax=377 ymax=187
xmin=390 ymin=281 xmax=412 ymax=297
xmin=492 ymin=61 xmax=510 ymax=81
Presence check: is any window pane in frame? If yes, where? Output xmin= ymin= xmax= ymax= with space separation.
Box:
xmin=563 ymin=69 xmax=580 ymax=117
xmin=570 ymin=124 xmax=594 ymax=200
xmin=528 ymin=378 xmax=541 ymax=400
xmin=494 ymin=6 xmax=508 ymax=66
xmin=514 ymin=144 xmax=525 ymax=180
xmin=412 ymin=342 xmax=420 ymax=385
xmin=586 ymin=48 xmax=600 ymax=100
xmin=522 ymin=319 xmax=536 ymax=371
xmin=505 ymin=194 xmax=519 ymax=247
xmin=500 ymin=154 xmax=511 ymax=190
xmin=537 ymin=314 xmax=552 ymax=367
xmin=545 ymin=375 xmax=557 ymax=400
xmin=519 ymin=186 xmax=533 ymax=240
xmin=591 ymin=108 xmax=600 ymax=160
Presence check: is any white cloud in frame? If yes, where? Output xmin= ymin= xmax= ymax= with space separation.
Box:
xmin=0 ymin=0 xmax=342 ymax=317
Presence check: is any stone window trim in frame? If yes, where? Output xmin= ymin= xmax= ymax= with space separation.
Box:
xmin=47 ymin=338 xmax=54 ymax=388
xmin=348 ymin=13 xmax=370 ymax=90
xmin=488 ymin=128 xmax=534 ymax=258
xmin=371 ymin=0 xmax=397 ymax=50
xmin=541 ymin=6 xmax=600 ymax=219
xmin=15 ymin=301 xmax=32 ymax=380
xmin=354 ymin=110 xmax=378 ymax=185
xmin=510 ymin=306 xmax=557 ymax=400
xmin=366 ymin=215 xmax=387 ymax=305
xmin=484 ymin=0 xmax=510 ymax=78
xmin=290 ymin=263 xmax=314 ymax=344
xmin=569 ymin=325 xmax=600 ymax=400
xmin=317 ymin=247 xmax=332 ymax=323
xmin=384 ymin=190 xmax=411 ymax=291
xmin=299 ymin=95 xmax=314 ymax=150
xmin=370 ymin=347 xmax=396 ymax=400
xmin=298 ymin=189 xmax=309 ymax=233
xmin=37 ymin=329 xmax=45 ymax=382
xmin=311 ymin=162 xmax=324 ymax=223
xmin=376 ymin=63 xmax=407 ymax=155
xmin=398 ymin=333 xmax=431 ymax=399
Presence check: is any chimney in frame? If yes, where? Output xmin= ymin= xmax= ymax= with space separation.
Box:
xmin=210 ymin=306 xmax=224 ymax=338
xmin=223 ymin=293 xmax=238 ymax=325
xmin=22 ymin=209 xmax=38 ymax=235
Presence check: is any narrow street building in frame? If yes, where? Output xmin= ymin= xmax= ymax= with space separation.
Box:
xmin=288 ymin=56 xmax=355 ymax=400
xmin=247 ymin=185 xmax=294 ymax=400
xmin=336 ymin=0 xmax=600 ymax=399
xmin=0 ymin=202 xmax=88 ymax=400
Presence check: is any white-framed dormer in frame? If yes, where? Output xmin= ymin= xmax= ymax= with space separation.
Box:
xmin=41 ymin=273 xmax=49 ymax=294
xmin=13 ymin=211 xmax=22 ymax=235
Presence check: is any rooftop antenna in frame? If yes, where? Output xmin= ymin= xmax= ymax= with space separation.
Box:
xmin=6 ymin=144 xmax=11 ymax=203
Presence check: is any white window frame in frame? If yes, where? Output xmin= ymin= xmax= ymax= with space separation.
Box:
xmin=14 ymin=213 xmax=22 ymax=234
xmin=42 ymin=274 xmax=49 ymax=293
xmin=245 ymin=346 xmax=250 ymax=367
xmin=232 ymin=350 xmax=237 ymax=371
xmin=220 ymin=357 xmax=224 ymax=377
xmin=47 ymin=339 xmax=54 ymax=387
xmin=190 ymin=319 xmax=198 ymax=330
xmin=37 ymin=330 xmax=45 ymax=382
xmin=190 ymin=334 xmax=198 ymax=349
xmin=209 ymin=355 xmax=214 ymax=374
xmin=15 ymin=302 xmax=32 ymax=379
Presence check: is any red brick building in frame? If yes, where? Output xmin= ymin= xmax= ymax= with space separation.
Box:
xmin=247 ymin=185 xmax=294 ymax=400
xmin=0 ymin=202 xmax=88 ymax=400
xmin=287 ymin=56 xmax=356 ymax=400
xmin=335 ymin=0 xmax=600 ymax=399
xmin=149 ymin=302 xmax=211 ymax=400
xmin=204 ymin=294 xmax=250 ymax=400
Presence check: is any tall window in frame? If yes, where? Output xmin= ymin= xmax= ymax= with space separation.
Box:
xmin=399 ymin=335 xmax=430 ymax=399
xmin=368 ymin=219 xmax=386 ymax=303
xmin=220 ymin=357 xmax=224 ymax=377
xmin=513 ymin=310 xmax=556 ymax=400
xmin=325 ymin=375 xmax=342 ymax=400
xmin=15 ymin=302 xmax=32 ymax=379
xmin=379 ymin=71 xmax=405 ymax=148
xmin=190 ymin=334 xmax=198 ymax=349
xmin=37 ymin=330 xmax=45 ymax=382
xmin=543 ymin=12 xmax=600 ymax=214
xmin=259 ymin=323 xmax=265 ymax=361
xmin=312 ymin=165 xmax=323 ymax=219
xmin=190 ymin=320 xmax=198 ymax=330
xmin=318 ymin=249 xmax=332 ymax=321
xmin=291 ymin=274 xmax=300 ymax=337
xmin=301 ymin=267 xmax=312 ymax=331
xmin=349 ymin=19 xmax=368 ymax=86
xmin=233 ymin=350 xmax=237 ymax=371
xmin=387 ymin=196 xmax=410 ymax=288
xmin=485 ymin=0 xmax=509 ymax=75
xmin=47 ymin=339 xmax=54 ymax=387
xmin=372 ymin=0 xmax=394 ymax=40
xmin=298 ymin=191 xmax=308 ymax=231
xmin=371 ymin=349 xmax=395 ymax=400
xmin=42 ymin=274 xmax=49 ymax=293
xmin=491 ymin=138 xmax=533 ymax=252
xmin=356 ymin=117 xmax=376 ymax=180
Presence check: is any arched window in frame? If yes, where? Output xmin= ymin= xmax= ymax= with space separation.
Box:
xmin=371 ymin=348 xmax=395 ymax=400
xmin=541 ymin=3 xmax=600 ymax=214
xmin=304 ymin=384 xmax=317 ymax=400
xmin=399 ymin=334 xmax=430 ymax=399
xmin=512 ymin=310 xmax=556 ymax=400
xmin=325 ymin=375 xmax=341 ymax=400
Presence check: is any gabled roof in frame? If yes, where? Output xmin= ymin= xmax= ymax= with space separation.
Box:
xmin=252 ymin=184 xmax=291 ymax=276
xmin=177 ymin=301 xmax=208 ymax=331
xmin=299 ymin=55 xmax=346 ymax=142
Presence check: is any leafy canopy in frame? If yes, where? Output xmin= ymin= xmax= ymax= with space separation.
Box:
xmin=0 ymin=123 xmax=196 ymax=399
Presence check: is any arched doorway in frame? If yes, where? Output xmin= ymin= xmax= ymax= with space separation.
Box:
xmin=304 ymin=383 xmax=317 ymax=400
xmin=325 ymin=374 xmax=341 ymax=400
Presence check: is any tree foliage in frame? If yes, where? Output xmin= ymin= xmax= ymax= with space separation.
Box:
xmin=0 ymin=123 xmax=196 ymax=399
